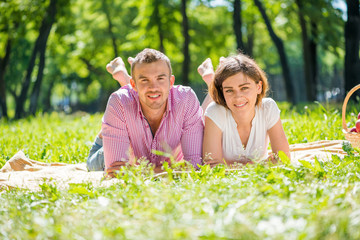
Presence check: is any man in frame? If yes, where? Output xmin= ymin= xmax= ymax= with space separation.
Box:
xmin=88 ymin=48 xmax=204 ymax=176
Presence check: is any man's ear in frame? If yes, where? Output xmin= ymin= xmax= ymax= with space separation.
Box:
xmin=130 ymin=78 xmax=137 ymax=92
xmin=170 ymin=75 xmax=175 ymax=88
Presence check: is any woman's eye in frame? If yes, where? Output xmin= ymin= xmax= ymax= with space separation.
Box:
xmin=241 ymin=87 xmax=249 ymax=90
xmin=225 ymin=90 xmax=233 ymax=93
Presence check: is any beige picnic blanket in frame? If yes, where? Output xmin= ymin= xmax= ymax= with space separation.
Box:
xmin=0 ymin=140 xmax=348 ymax=191
xmin=0 ymin=152 xmax=119 ymax=191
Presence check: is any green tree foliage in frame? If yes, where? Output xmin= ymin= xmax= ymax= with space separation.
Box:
xmin=289 ymin=0 xmax=344 ymax=101
xmin=0 ymin=0 xmax=348 ymax=119
xmin=0 ymin=0 xmax=48 ymax=118
xmin=344 ymin=0 xmax=360 ymax=91
xmin=254 ymin=0 xmax=296 ymax=103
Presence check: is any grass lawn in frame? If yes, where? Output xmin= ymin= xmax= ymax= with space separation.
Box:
xmin=1 ymin=102 xmax=360 ymax=239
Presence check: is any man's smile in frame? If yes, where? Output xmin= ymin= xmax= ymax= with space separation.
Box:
xmin=147 ymin=93 xmax=161 ymax=99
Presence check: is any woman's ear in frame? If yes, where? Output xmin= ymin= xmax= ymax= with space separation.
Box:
xmin=257 ymin=81 xmax=263 ymax=94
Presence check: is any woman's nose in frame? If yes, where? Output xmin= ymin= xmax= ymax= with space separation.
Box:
xmin=234 ymin=91 xmax=243 ymax=98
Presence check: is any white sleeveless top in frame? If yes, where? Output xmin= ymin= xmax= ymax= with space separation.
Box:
xmin=204 ymin=98 xmax=280 ymax=161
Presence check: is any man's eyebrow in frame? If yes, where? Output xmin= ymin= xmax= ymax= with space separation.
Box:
xmin=138 ymin=73 xmax=168 ymax=79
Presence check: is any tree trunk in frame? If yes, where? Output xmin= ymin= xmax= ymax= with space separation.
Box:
xmin=253 ymin=0 xmax=296 ymax=103
xmin=15 ymin=45 xmax=39 ymax=118
xmin=29 ymin=0 xmax=57 ymax=116
xmin=43 ymin=78 xmax=56 ymax=112
xmin=246 ymin=19 xmax=255 ymax=57
xmin=0 ymin=38 xmax=11 ymax=120
xmin=102 ymin=0 xmax=118 ymax=58
xmin=15 ymin=0 xmax=57 ymax=119
xmin=29 ymin=47 xmax=46 ymax=115
xmin=233 ymin=0 xmax=247 ymax=54
xmin=295 ymin=0 xmax=317 ymax=101
xmin=344 ymin=0 xmax=360 ymax=92
xmin=154 ymin=0 xmax=165 ymax=53
xmin=181 ymin=0 xmax=190 ymax=86
xmin=309 ymin=21 xmax=317 ymax=99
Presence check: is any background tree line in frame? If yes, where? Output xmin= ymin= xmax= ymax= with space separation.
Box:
xmin=0 ymin=0 xmax=359 ymax=120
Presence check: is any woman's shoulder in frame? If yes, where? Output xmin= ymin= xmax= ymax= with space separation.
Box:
xmin=259 ymin=98 xmax=280 ymax=129
xmin=205 ymin=102 xmax=227 ymax=115
xmin=261 ymin=97 xmax=277 ymax=106
xmin=205 ymin=102 xmax=229 ymax=128
xmin=260 ymin=98 xmax=279 ymax=111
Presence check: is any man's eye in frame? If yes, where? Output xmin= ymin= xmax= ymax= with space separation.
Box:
xmin=241 ymin=87 xmax=249 ymax=90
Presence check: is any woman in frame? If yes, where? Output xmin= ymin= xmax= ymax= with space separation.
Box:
xmin=201 ymin=54 xmax=290 ymax=167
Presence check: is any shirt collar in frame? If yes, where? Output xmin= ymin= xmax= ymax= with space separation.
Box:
xmin=166 ymin=88 xmax=173 ymax=113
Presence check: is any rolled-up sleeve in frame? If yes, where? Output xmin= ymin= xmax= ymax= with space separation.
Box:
xmin=102 ymin=93 xmax=131 ymax=169
xmin=180 ymin=90 xmax=204 ymax=168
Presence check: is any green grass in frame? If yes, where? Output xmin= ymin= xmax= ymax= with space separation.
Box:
xmin=0 ymin=112 xmax=101 ymax=164
xmin=1 ymin=102 xmax=360 ymax=239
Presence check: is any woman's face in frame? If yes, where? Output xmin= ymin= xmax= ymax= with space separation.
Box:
xmin=221 ymin=72 xmax=262 ymax=114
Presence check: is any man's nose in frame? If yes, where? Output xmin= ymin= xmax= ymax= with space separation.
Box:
xmin=148 ymin=80 xmax=159 ymax=89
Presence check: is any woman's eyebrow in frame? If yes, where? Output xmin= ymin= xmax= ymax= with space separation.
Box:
xmin=223 ymin=83 xmax=250 ymax=88
xmin=238 ymin=83 xmax=250 ymax=87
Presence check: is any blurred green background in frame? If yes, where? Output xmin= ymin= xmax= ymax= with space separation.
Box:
xmin=0 ymin=0 xmax=359 ymax=119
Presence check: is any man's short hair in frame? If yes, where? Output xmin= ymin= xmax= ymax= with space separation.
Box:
xmin=131 ymin=48 xmax=172 ymax=77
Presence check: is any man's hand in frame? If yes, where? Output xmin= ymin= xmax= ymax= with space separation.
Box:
xmin=106 ymin=57 xmax=132 ymax=87
xmin=105 ymin=161 xmax=127 ymax=178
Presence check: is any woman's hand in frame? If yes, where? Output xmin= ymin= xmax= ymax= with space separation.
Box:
xmin=203 ymin=158 xmax=224 ymax=167
xmin=268 ymin=119 xmax=290 ymax=160
xmin=203 ymin=157 xmax=254 ymax=168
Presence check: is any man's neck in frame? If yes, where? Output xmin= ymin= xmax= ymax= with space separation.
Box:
xmin=141 ymin=105 xmax=167 ymax=136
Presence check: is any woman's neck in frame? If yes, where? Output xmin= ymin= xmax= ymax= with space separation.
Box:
xmin=231 ymin=108 xmax=256 ymax=128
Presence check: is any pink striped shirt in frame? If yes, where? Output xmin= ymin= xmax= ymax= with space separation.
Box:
xmin=102 ymin=85 xmax=204 ymax=169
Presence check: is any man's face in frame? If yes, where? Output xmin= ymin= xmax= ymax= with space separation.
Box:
xmin=130 ymin=60 xmax=175 ymax=115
